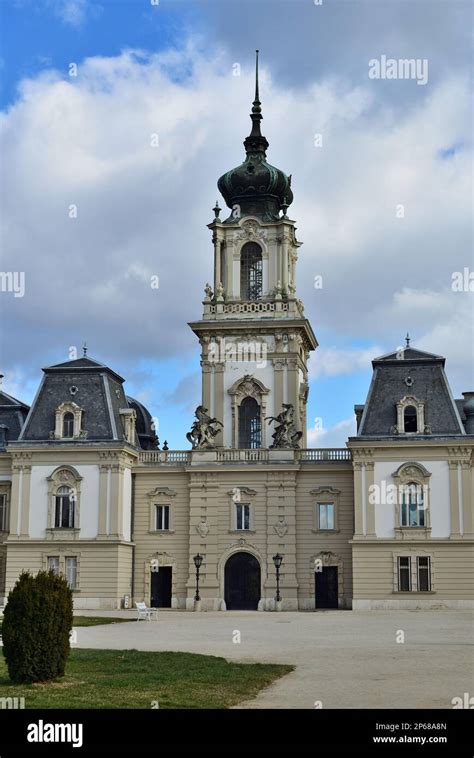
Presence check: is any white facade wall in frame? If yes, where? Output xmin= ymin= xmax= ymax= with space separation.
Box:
xmin=374 ymin=460 xmax=450 ymax=538
xmin=29 ymin=464 xmax=100 ymax=538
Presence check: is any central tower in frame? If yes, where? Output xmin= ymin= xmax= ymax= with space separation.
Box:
xmin=189 ymin=52 xmax=317 ymax=449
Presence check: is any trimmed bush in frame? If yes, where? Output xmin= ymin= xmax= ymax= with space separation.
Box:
xmin=2 ymin=570 xmax=73 ymax=683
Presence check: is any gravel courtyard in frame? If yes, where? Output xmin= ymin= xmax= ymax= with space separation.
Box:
xmin=73 ymin=609 xmax=473 ymax=709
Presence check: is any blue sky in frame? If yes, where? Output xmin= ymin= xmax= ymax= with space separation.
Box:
xmin=0 ymin=0 xmax=472 ymax=448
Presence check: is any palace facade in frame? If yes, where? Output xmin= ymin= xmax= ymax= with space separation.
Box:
xmin=1 ymin=57 xmax=473 ymax=611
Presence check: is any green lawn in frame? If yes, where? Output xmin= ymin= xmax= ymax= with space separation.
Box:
xmin=72 ymin=616 xmax=136 ymax=627
xmin=0 ymin=615 xmax=135 ymax=633
xmin=0 ymin=649 xmax=292 ymax=708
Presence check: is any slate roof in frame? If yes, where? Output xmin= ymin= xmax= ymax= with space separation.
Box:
xmin=355 ymin=347 xmax=467 ymax=437
xmin=0 ymin=390 xmax=30 ymax=447
xmin=19 ymin=356 xmax=131 ymax=443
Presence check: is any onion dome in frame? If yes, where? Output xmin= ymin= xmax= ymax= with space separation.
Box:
xmin=217 ymin=50 xmax=293 ymax=222
xmin=462 ymin=392 xmax=474 ymax=434
xmin=126 ymin=396 xmax=159 ymax=450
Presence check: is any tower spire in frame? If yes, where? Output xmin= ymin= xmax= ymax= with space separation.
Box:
xmin=254 ymin=49 xmax=260 ymax=107
xmin=244 ymin=49 xmax=269 ymax=155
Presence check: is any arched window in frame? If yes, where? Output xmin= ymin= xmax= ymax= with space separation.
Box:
xmin=401 ymin=482 xmax=425 ymax=527
xmin=54 ymin=485 xmax=75 ymax=528
xmin=238 ymin=396 xmax=261 ymax=448
xmin=62 ymin=412 xmax=74 ymax=438
xmin=404 ymin=406 xmax=418 ymax=433
xmin=240 ymin=242 xmax=263 ymax=301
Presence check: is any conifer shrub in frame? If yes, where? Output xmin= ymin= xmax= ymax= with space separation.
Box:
xmin=2 ymin=570 xmax=73 ymax=683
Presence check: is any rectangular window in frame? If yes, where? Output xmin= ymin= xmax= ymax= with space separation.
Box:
xmin=155 ymin=504 xmax=170 ymax=531
xmin=0 ymin=494 xmax=8 ymax=531
xmin=398 ymin=556 xmax=411 ymax=591
xmin=236 ymin=503 xmax=250 ymax=530
xmin=318 ymin=503 xmax=335 ymax=530
xmin=47 ymin=556 xmax=60 ymax=575
xmin=417 ymin=556 xmax=431 ymax=592
xmin=65 ymin=557 xmax=77 ymax=589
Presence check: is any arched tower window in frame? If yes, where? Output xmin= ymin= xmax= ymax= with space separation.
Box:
xmin=404 ymin=406 xmax=417 ymax=433
xmin=62 ymin=412 xmax=74 ymax=438
xmin=240 ymin=242 xmax=262 ymax=301
xmin=238 ymin=396 xmax=261 ymax=448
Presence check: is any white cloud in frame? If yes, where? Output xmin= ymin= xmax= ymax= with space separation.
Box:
xmin=0 ymin=43 xmax=471 ymax=408
xmin=307 ymin=417 xmax=357 ymax=448
xmin=309 ymin=345 xmax=383 ymax=379
xmin=51 ymin=0 xmax=90 ymax=27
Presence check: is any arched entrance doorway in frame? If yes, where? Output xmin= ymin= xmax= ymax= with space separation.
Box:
xmin=224 ymin=552 xmax=261 ymax=610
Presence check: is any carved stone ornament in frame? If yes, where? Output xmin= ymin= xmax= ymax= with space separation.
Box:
xmin=58 ymin=470 xmax=75 ymax=485
xmin=196 ymin=519 xmax=210 ymax=538
xmin=273 ymin=517 xmax=288 ymax=537
xmin=236 ymin=221 xmax=267 ymax=242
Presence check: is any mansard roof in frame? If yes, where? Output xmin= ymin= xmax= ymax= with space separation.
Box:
xmin=0 ymin=389 xmax=30 ymax=447
xmin=372 ymin=347 xmax=445 ymax=364
xmin=355 ymin=346 xmax=467 ymax=438
xmin=44 ymin=356 xmax=125 ymax=383
xmin=19 ymin=355 xmax=131 ymax=443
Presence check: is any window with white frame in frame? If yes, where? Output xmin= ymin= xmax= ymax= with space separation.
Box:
xmin=317 ymin=503 xmax=335 ymax=530
xmin=400 ymin=483 xmax=425 ymax=527
xmin=54 ymin=486 xmax=75 ymax=528
xmin=417 ymin=556 xmax=431 ymax=592
xmin=155 ymin=504 xmax=170 ymax=531
xmin=65 ymin=557 xmax=77 ymax=589
xmin=47 ymin=556 xmax=60 ymax=575
xmin=236 ymin=502 xmax=250 ymax=530
xmin=397 ymin=556 xmax=411 ymax=591
xmin=0 ymin=494 xmax=8 ymax=531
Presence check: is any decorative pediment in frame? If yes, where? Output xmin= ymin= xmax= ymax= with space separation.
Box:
xmin=147 ymin=487 xmax=177 ymax=499
xmin=47 ymin=465 xmax=82 ymax=485
xmin=228 ymin=375 xmax=270 ymax=401
xmin=310 ymin=486 xmax=341 ymax=497
xmin=398 ymin=395 xmax=423 ymax=409
xmin=227 ymin=486 xmax=257 ymax=497
xmin=392 ymin=462 xmax=431 ymax=483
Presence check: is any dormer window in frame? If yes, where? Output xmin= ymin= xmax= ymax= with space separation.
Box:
xmin=62 ymin=412 xmax=74 ymax=438
xmin=395 ymin=395 xmax=426 ymax=435
xmin=51 ymin=402 xmax=86 ymax=440
xmin=403 ymin=406 xmax=418 ymax=433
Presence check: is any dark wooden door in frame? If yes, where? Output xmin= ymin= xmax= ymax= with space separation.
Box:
xmin=315 ymin=566 xmax=338 ymax=609
xmin=224 ymin=552 xmax=261 ymax=610
xmin=150 ymin=566 xmax=172 ymax=608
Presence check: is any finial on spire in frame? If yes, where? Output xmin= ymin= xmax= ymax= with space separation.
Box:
xmin=255 ymin=49 xmax=260 ymax=104
xmin=83 ymin=342 xmax=88 ymax=357
xmin=405 ymin=333 xmax=411 ymax=348
xmin=244 ymin=49 xmax=269 ymax=155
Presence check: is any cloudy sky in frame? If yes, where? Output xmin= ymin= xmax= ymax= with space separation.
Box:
xmin=0 ymin=0 xmax=472 ymax=447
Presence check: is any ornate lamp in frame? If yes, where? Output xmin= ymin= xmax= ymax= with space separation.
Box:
xmin=272 ymin=553 xmax=283 ymax=603
xmin=193 ymin=553 xmax=203 ymax=602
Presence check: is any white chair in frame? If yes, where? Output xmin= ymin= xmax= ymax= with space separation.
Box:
xmin=135 ymin=601 xmax=158 ymax=621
